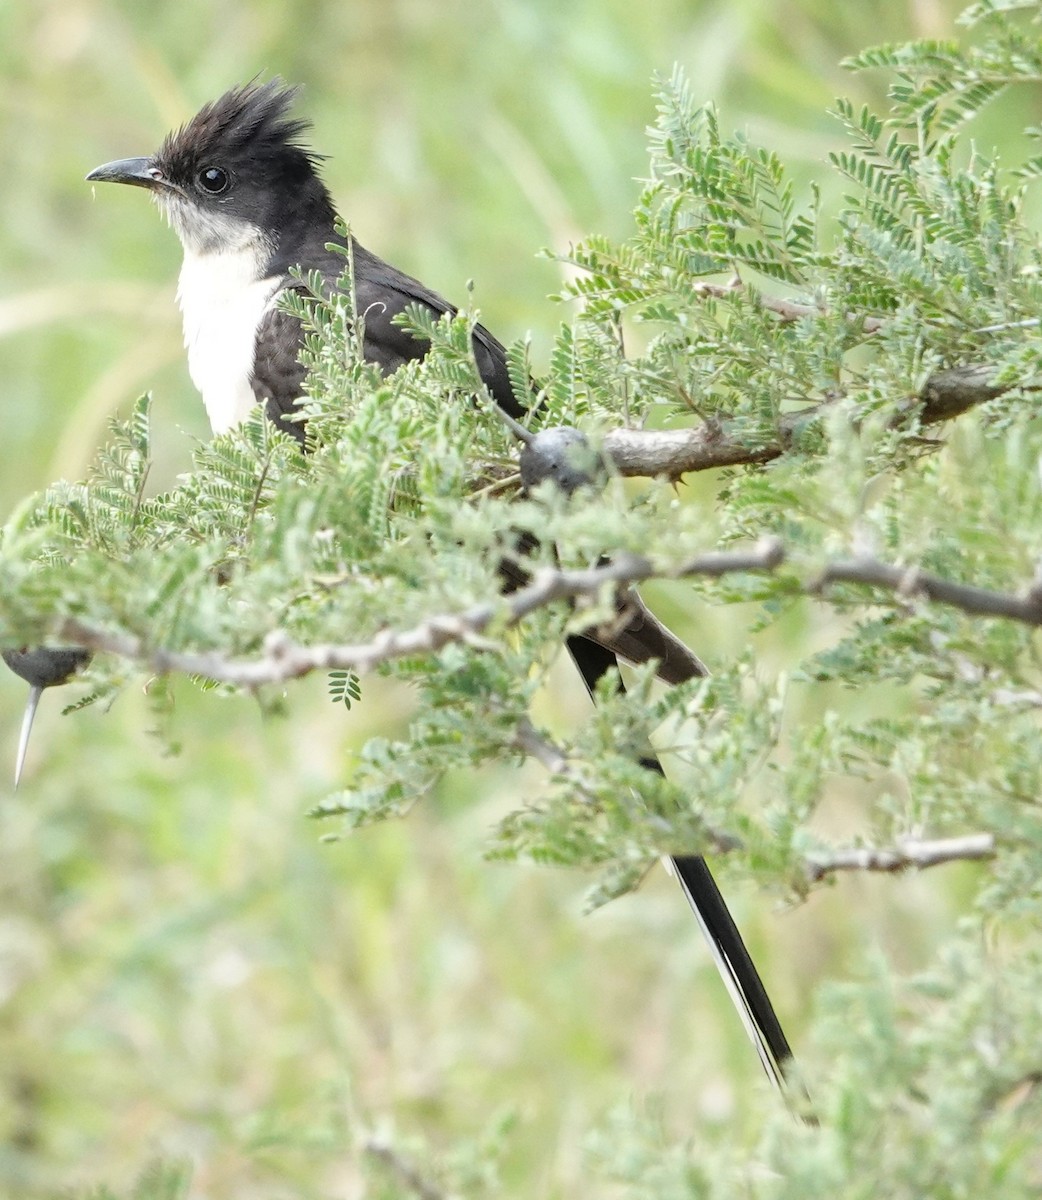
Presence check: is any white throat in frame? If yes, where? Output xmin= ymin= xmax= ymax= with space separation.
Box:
xmin=175 ymin=236 xmax=281 ymax=435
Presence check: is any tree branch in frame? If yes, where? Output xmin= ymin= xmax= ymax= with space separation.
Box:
xmin=512 ymin=702 xmax=992 ymax=876
xmin=513 ymin=716 xmax=571 ymax=775
xmin=48 ymin=538 xmax=1042 ymax=687
xmin=804 ymin=834 xmax=996 ymax=882
xmin=601 ymin=363 xmax=1017 ymax=480
xmin=602 ymin=408 xmax=814 ymax=478
xmin=54 ymin=540 xmax=787 ymax=687
xmin=916 ymin=364 xmax=1011 ymax=424
xmin=516 ymin=709 xmax=991 ymax=876
xmin=811 ymin=556 xmax=1042 ymax=625
xmin=691 ymin=279 xmax=887 ymax=333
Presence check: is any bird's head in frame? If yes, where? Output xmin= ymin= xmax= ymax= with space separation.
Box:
xmin=86 ymin=79 xmax=335 ymax=256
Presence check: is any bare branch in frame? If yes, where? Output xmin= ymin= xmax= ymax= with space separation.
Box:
xmin=805 ymin=834 xmax=996 ymax=883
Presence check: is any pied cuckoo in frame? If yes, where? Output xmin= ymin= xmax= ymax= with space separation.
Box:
xmin=12 ymin=81 xmax=796 ymax=1088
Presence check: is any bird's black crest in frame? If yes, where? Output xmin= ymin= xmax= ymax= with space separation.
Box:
xmin=156 ymin=79 xmax=322 ymax=182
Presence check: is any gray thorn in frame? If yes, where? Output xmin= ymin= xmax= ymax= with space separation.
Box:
xmin=13 ymin=687 xmax=43 ymax=789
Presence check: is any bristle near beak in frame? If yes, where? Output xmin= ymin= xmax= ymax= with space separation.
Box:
xmin=13 ymin=686 xmax=43 ymax=789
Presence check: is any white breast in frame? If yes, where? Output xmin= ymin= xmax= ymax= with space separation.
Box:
xmin=176 ymin=243 xmax=282 ymax=435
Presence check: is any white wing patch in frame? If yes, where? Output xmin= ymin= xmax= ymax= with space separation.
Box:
xmin=176 ymin=240 xmax=281 ymax=435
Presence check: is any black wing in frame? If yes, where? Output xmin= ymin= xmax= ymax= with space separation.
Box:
xmin=352 ymin=241 xmax=526 ymax=418
xmin=251 ymin=240 xmax=527 ymax=438
xmin=252 ymin=292 xmax=310 ymax=444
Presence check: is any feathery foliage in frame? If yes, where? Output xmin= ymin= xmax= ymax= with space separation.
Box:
xmin=5 ymin=3 xmax=1042 ymax=908
xmin=7 ymin=1 xmax=1042 ymax=1194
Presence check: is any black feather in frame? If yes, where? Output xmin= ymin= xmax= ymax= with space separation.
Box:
xmin=156 ymin=78 xmax=320 ymax=186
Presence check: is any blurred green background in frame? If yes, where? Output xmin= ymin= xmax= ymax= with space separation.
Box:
xmin=0 ymin=0 xmax=995 ymax=1195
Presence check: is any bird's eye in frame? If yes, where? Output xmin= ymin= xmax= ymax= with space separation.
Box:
xmin=196 ymin=166 xmax=229 ymax=194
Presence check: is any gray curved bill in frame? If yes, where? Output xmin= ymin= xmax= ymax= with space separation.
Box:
xmin=85 ymin=156 xmax=159 ymax=188
xmin=13 ymin=686 xmax=43 ymax=789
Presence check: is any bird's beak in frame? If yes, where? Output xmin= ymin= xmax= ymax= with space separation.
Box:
xmin=86 ymin=156 xmax=171 ymax=191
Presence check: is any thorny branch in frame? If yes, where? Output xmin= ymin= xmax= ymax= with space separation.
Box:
xmin=691 ymin=279 xmax=888 ymax=333
xmin=54 ymin=541 xmax=786 ymax=685
xmin=804 ymin=834 xmax=996 ymax=882
xmin=34 ymin=540 xmax=1011 ymax=884
xmin=514 ymin=716 xmax=993 ymax=879
xmin=602 ymin=363 xmax=1014 ymax=480
xmin=51 ymin=536 xmax=1042 ymax=688
xmin=810 ymin=554 xmax=1042 ymax=624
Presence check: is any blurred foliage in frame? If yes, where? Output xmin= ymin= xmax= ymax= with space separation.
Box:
xmin=5 ymin=0 xmax=1042 ymax=1197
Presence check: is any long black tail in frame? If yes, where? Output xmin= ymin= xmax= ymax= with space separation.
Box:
xmin=565 ymin=633 xmax=794 ymax=1091
xmin=667 ymin=854 xmax=792 ymax=1090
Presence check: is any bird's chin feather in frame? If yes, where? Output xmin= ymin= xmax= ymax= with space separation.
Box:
xmin=155 ymin=193 xmax=263 ymax=258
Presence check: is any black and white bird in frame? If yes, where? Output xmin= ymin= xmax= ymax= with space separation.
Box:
xmin=82 ymin=80 xmax=795 ymax=1089
xmin=87 ymin=81 xmax=524 ymax=446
